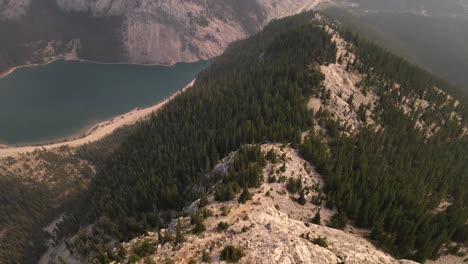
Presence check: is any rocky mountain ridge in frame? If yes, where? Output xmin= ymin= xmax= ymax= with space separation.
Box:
xmin=43 ymin=145 xmax=418 ymax=264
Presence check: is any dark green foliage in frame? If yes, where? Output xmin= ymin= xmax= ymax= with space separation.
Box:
xmin=158 ymin=230 xmax=174 ymax=245
xmin=218 ymin=222 xmax=230 ymax=231
xmin=357 ymin=104 xmax=367 ymax=122
xmin=317 ymin=118 xmax=467 ymax=260
xmin=220 ymin=206 xmax=230 ymax=216
xmin=76 ymin=125 xmax=134 ymax=167
xmin=300 ymin=131 xmax=328 ymax=171
xmin=202 ymin=250 xmax=212 ymax=263
xmin=215 ymin=145 xmax=266 ymax=202
xmin=133 ymin=239 xmax=155 ymax=258
xmin=239 ymin=187 xmax=252 ymax=204
xmin=96 ymin=216 xmax=122 ymax=239
xmin=265 ymin=148 xmax=278 ymax=163
xmin=0 ymin=175 xmax=53 ymax=263
xmin=286 ymin=178 xmax=303 ymax=194
xmin=201 ymin=208 xmax=213 ymax=219
xmin=446 ymin=244 xmax=464 ymax=256
xmin=311 ymin=236 xmax=328 ymax=248
xmin=299 ymin=231 xmax=310 ymax=240
xmin=220 ymin=246 xmax=245 ymax=263
xmin=175 ymin=221 xmax=185 ymax=245
xmin=165 ymin=258 xmax=175 ymax=264
xmin=231 ymin=145 xmax=266 ymax=189
xmin=268 ymin=175 xmax=277 ymax=183
xmin=280 ymin=163 xmax=287 ymax=172
xmin=191 ymin=214 xmax=206 ymax=234
xmin=312 ymin=211 xmax=321 ymax=225
xmin=0 ymin=152 xmax=90 ymax=264
xmin=298 ymin=191 xmax=307 ymax=205
xmin=311 ymin=195 xmax=323 ymax=206
xmin=144 ymin=257 xmax=157 ymax=264
xmin=51 ymin=11 xmax=467 ymax=263
xmin=199 ymin=193 xmax=209 ymax=208
xmin=79 ymin=14 xmax=334 ymax=249
xmin=452 ymin=225 xmax=467 ymax=244
xmin=128 ymin=253 xmax=140 ymax=263
xmin=214 ymin=183 xmax=239 ymax=202
xmin=329 ymin=211 xmax=348 ymax=230
xmin=296 ymin=25 xmax=468 ymax=262
xmin=116 ymin=245 xmax=126 ymax=261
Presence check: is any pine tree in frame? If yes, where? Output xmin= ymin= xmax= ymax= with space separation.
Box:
xmin=239 ymin=187 xmax=252 ymax=204
xmin=330 ymin=211 xmax=348 ymax=230
xmin=199 ymin=192 xmax=209 ymax=208
xmin=202 ymin=250 xmax=212 ymax=263
xmin=175 ymin=220 xmax=185 ymax=245
xmin=312 ymin=211 xmax=321 ymax=225
xmin=298 ymin=191 xmax=306 ymax=205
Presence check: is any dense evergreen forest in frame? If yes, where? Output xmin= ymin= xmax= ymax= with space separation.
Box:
xmin=0 ymin=175 xmax=52 ymax=262
xmin=83 ymin=12 xmax=336 ymax=235
xmin=0 ymin=150 xmax=93 ymax=263
xmin=302 ymin=22 xmax=468 ymax=261
xmin=3 ymin=11 xmax=466 ymax=263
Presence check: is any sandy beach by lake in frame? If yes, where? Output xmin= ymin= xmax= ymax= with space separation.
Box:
xmin=0 ymin=80 xmax=195 ymax=158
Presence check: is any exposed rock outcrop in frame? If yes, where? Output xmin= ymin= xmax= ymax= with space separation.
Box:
xmin=118 ymin=145 xmax=417 ymax=264
xmin=0 ymin=0 xmax=327 ymax=72
xmin=56 ymin=0 xmax=325 ymax=64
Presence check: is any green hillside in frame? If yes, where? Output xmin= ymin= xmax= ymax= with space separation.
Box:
xmin=64 ymin=11 xmax=468 ymax=263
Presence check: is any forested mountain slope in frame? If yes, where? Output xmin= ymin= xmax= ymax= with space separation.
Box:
xmin=32 ymin=11 xmax=468 ymax=264
xmin=0 ymin=128 xmax=133 ymax=263
xmin=0 ymin=148 xmax=94 ymax=263
xmin=110 ymin=144 xmax=418 ymax=263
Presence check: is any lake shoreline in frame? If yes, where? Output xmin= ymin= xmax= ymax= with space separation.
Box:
xmin=0 ymin=57 xmax=196 ymax=80
xmin=0 ymin=80 xmax=195 ymax=158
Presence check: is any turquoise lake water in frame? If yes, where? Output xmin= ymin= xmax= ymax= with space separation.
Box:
xmin=0 ymin=60 xmax=210 ymax=145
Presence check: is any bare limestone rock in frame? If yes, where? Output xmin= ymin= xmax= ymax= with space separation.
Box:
xmin=118 ymin=144 xmax=417 ymax=264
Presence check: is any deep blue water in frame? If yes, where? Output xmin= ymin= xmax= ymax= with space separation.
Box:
xmin=0 ymin=60 xmax=210 ymax=145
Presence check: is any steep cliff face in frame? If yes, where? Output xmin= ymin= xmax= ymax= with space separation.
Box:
xmin=0 ymin=0 xmax=324 ymax=71
xmin=55 ymin=0 xmax=326 ymax=64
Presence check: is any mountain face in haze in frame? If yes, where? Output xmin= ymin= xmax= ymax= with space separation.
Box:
xmin=322 ymin=0 xmax=468 ymax=91
xmin=333 ymin=0 xmax=468 ymax=17
xmin=4 ymin=0 xmax=468 ymax=93
xmin=0 ymin=0 xmax=320 ymax=73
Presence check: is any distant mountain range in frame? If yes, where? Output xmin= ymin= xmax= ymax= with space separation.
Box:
xmin=333 ymin=0 xmax=468 ymax=17
xmin=323 ymin=0 xmax=468 ymax=91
